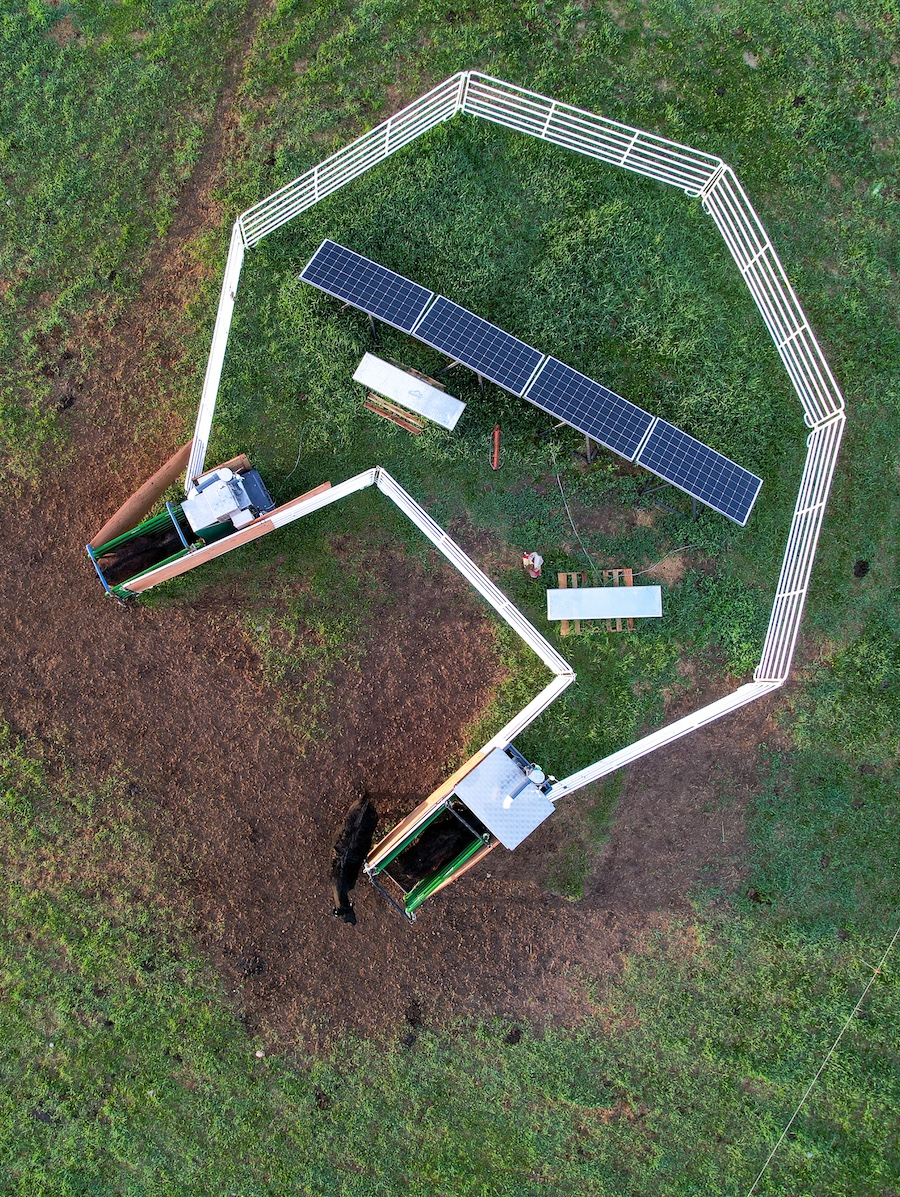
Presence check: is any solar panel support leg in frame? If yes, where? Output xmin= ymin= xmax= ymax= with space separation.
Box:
xmin=434 ymin=360 xmax=462 ymax=378
xmin=368 ymin=313 xmax=379 ymax=346
xmin=641 ymin=480 xmax=699 ymax=523
xmin=478 ymin=373 xmax=485 ymax=395
xmin=575 ymin=435 xmax=597 ymax=465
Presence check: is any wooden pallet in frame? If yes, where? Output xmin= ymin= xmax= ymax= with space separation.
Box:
xmin=364 ymin=393 xmax=426 ymax=434
xmin=556 ymin=571 xmax=588 ymax=637
xmin=556 ymin=567 xmax=635 ymax=635
xmin=601 ymin=567 xmax=634 ymax=633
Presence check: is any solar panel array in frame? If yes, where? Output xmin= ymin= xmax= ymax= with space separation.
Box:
xmin=300 ymin=241 xmax=763 ymax=525
xmin=634 ymin=421 xmax=763 ymax=526
xmin=524 ymin=357 xmax=654 ymax=462
xmin=411 ymin=297 xmax=544 ymax=395
xmin=300 ymin=240 xmax=433 ymax=333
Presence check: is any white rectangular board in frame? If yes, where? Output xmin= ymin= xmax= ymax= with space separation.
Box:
xmin=453 ymin=748 xmax=554 ymax=850
xmin=547 ymin=585 xmax=663 ymax=621
xmin=353 ymin=353 xmax=465 ymax=430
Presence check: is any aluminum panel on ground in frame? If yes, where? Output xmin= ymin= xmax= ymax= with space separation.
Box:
xmin=524 ymin=357 xmax=654 ymax=460
xmin=547 ymin=585 xmax=662 ymax=621
xmin=636 ymin=419 xmax=763 ymax=526
xmin=353 ymin=353 xmax=465 ymax=430
xmin=411 ymin=296 xmax=544 ymax=395
xmin=300 ymin=240 xmax=433 ymax=333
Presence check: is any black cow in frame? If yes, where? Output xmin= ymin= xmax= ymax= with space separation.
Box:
xmin=387 ymin=807 xmax=485 ymax=889
xmin=97 ymin=524 xmax=186 ymax=587
xmin=331 ymin=795 xmax=378 ymax=925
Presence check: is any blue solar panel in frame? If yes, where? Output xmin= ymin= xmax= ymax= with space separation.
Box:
xmin=636 ymin=420 xmax=762 ymax=526
xmin=300 ymin=240 xmax=433 ymax=333
xmin=300 ymin=241 xmax=763 ymax=524
xmin=525 ymin=358 xmax=654 ymax=461
xmin=411 ymin=297 xmax=544 ymax=396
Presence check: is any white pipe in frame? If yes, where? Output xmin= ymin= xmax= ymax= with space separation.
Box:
xmin=548 ymin=681 xmax=781 ymax=800
xmin=481 ymin=672 xmax=575 ymax=752
xmin=240 ymin=74 xmax=465 ymax=246
xmin=269 ymin=468 xmax=377 ymax=529
xmin=755 ymin=415 xmax=845 ymax=682
xmin=185 ymin=221 xmax=245 ymax=486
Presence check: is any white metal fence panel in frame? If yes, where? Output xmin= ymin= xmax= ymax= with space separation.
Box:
xmin=185 ymin=221 xmax=245 ymax=486
xmin=375 ymin=468 xmax=574 ymax=679
xmin=462 ymin=72 xmax=722 ymax=195
xmin=703 ymin=168 xmax=844 ymax=426
xmin=483 ymin=673 xmax=575 ymax=753
xmin=239 ymin=74 xmax=464 ymax=247
xmin=755 ymin=414 xmax=845 ymax=682
xmin=268 ymin=468 xmax=378 ymax=528
xmin=179 ymin=72 xmax=848 ymax=806
xmin=548 ymin=681 xmax=781 ymax=800
xmin=239 ymin=171 xmax=317 ymax=247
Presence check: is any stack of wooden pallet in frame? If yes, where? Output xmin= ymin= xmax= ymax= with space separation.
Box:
xmin=364 ymin=393 xmax=427 ymax=433
xmin=363 ymin=363 xmax=448 ymax=435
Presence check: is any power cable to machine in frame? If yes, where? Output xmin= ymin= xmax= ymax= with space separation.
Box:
xmin=548 ymin=426 xmax=698 ymax=580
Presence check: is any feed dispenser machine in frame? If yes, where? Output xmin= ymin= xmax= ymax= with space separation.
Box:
xmin=365 ymin=745 xmax=554 ymax=920
xmin=87 ymin=458 xmax=275 ymax=599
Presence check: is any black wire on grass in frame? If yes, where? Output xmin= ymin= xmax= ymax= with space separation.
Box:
xmin=548 ymin=426 xmax=697 ymax=580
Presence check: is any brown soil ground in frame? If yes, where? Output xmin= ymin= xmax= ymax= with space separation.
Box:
xmin=0 ymin=11 xmax=786 ymax=1046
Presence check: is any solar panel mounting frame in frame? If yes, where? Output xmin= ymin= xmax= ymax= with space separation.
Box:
xmin=410 ymin=295 xmax=545 ymax=396
xmin=635 ymin=418 xmax=763 ymax=526
xmin=524 ymin=356 xmax=655 ymax=462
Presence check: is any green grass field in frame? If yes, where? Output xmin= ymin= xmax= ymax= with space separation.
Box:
xmin=2 ymin=0 xmax=898 ymax=1193
xmin=0 ymin=0 xmax=248 ymax=482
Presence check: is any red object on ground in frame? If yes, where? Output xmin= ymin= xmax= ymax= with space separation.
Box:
xmin=522 ymin=551 xmax=543 ymax=579
xmin=491 ymin=424 xmax=501 ymax=470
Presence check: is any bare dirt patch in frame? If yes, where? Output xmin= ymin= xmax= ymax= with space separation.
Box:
xmin=589 ymin=681 xmax=789 ymax=912
xmin=643 ymin=551 xmax=686 ymax=587
xmin=46 ymin=16 xmax=85 ymax=48
xmin=0 ymin=4 xmax=785 ymax=1047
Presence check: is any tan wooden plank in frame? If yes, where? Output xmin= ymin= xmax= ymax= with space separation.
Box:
xmin=204 ymin=453 xmax=253 ymax=477
xmin=387 ymin=360 xmax=446 ymax=392
xmin=364 ymin=396 xmax=425 ymax=434
xmin=263 ymin=481 xmax=333 ymax=520
xmin=557 ymin=572 xmax=570 ymax=637
xmin=600 ymin=567 xmax=634 ymax=633
xmin=622 ymin=567 xmax=634 ymax=631
xmin=124 ymin=523 xmax=270 ymax=592
xmin=366 ymin=394 xmax=420 ymax=423
xmin=425 ymin=838 xmax=499 ymax=899
xmin=90 ymin=440 xmax=191 ymax=550
xmin=123 ymin=481 xmax=332 ymax=593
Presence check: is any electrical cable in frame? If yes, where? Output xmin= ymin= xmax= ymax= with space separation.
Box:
xmin=284 ymin=434 xmax=304 ymax=481
xmin=745 ymin=921 xmax=900 ymax=1196
xmin=549 ymin=440 xmax=599 ymax=576
xmin=548 ymin=429 xmax=696 ymax=579
xmin=631 ymin=545 xmax=698 ymax=578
